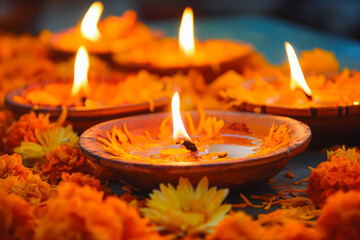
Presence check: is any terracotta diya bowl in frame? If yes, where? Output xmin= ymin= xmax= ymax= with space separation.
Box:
xmin=49 ymin=10 xmax=157 ymax=61
xmin=235 ymin=102 xmax=360 ymax=148
xmin=112 ymin=38 xmax=255 ymax=83
xmin=79 ymin=111 xmax=311 ymax=191
xmin=231 ymin=75 xmax=360 ymax=148
xmin=4 ymin=85 xmax=170 ymax=133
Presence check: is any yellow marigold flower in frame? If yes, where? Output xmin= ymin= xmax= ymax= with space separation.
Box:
xmin=307 ymin=147 xmax=360 ymax=207
xmin=14 ymin=124 xmax=79 ymax=165
xmin=318 ymin=190 xmax=360 ymax=240
xmin=41 ymin=145 xmax=89 ymax=184
xmin=142 ymin=177 xmax=231 ymax=237
xmin=0 ymin=173 xmax=51 ymax=205
xmin=207 ymin=211 xmax=263 ymax=240
xmin=0 ymin=153 xmax=30 ymax=179
xmin=35 ymin=183 xmax=164 ymax=240
xmin=60 ymin=172 xmax=101 ymax=191
xmin=327 ymin=146 xmax=360 ymax=163
xmin=0 ymin=190 xmax=36 ymax=240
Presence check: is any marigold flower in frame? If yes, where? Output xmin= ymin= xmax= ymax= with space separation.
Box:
xmin=41 ymin=145 xmax=89 ymax=184
xmin=327 ymin=146 xmax=360 ymax=163
xmin=253 ymin=207 xmax=322 ymax=240
xmin=14 ymin=124 xmax=78 ymax=165
xmin=0 ymin=173 xmax=51 ymax=205
xmin=3 ymin=112 xmax=51 ymax=153
xmin=0 ymin=190 xmax=36 ymax=240
xmin=318 ymin=190 xmax=360 ymax=240
xmin=35 ymin=183 xmax=163 ymax=240
xmin=0 ymin=110 xmax=13 ymax=153
xmin=307 ymin=147 xmax=360 ymax=207
xmin=0 ymin=153 xmax=30 ymax=179
xmin=142 ymin=177 xmax=231 ymax=237
xmin=207 ymin=211 xmax=262 ymax=240
xmin=60 ymin=172 xmax=101 ymax=191
xmin=261 ymin=219 xmax=322 ymax=240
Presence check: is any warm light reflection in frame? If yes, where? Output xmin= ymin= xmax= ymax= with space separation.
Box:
xmin=172 ymin=92 xmax=192 ymax=142
xmin=71 ymin=46 xmax=90 ymax=96
xmin=354 ymin=101 xmax=359 ymax=106
xmin=179 ymin=7 xmax=195 ymax=57
xmin=285 ymin=42 xmax=312 ymax=96
xmin=81 ymin=1 xmax=103 ymax=41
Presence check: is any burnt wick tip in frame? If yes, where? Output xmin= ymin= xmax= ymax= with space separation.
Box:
xmin=305 ymin=93 xmax=313 ymax=101
xmin=182 ymin=140 xmax=198 ymax=152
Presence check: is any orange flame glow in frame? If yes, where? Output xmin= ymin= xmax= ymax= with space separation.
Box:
xmin=285 ymin=42 xmax=312 ymax=96
xmin=354 ymin=101 xmax=359 ymax=106
xmin=81 ymin=1 xmax=103 ymax=41
xmin=171 ymin=92 xmax=192 ymax=142
xmin=179 ymin=7 xmax=195 ymax=57
xmin=71 ymin=46 xmax=90 ymax=96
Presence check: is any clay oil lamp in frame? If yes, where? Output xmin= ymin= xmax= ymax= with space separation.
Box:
xmin=5 ymin=46 xmax=171 ymax=132
xmin=79 ymin=92 xmax=311 ymax=191
xmin=50 ymin=1 xmax=156 ymax=59
xmin=112 ymin=7 xmax=255 ymax=83
xmin=225 ymin=42 xmax=360 ymax=147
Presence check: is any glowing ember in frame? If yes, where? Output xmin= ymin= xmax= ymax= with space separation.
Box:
xmin=71 ymin=46 xmax=90 ymax=96
xmin=285 ymin=42 xmax=312 ymax=97
xmin=171 ymin=92 xmax=192 ymax=142
xmin=81 ymin=1 xmax=103 ymax=41
xmin=178 ymin=7 xmax=195 ymax=57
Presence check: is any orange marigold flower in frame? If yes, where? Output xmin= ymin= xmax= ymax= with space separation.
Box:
xmin=0 ymin=110 xmax=13 ymax=153
xmin=0 ymin=153 xmax=30 ymax=179
xmin=105 ymin=196 xmax=164 ymax=240
xmin=60 ymin=172 xmax=101 ymax=191
xmin=3 ymin=112 xmax=51 ymax=153
xmin=41 ymin=145 xmax=89 ymax=184
xmin=0 ymin=173 xmax=51 ymax=205
xmin=261 ymin=220 xmax=322 ymax=240
xmin=318 ymin=190 xmax=360 ymax=240
xmin=206 ymin=211 xmax=262 ymax=240
xmin=35 ymin=183 xmax=164 ymax=240
xmin=307 ymin=148 xmax=360 ymax=208
xmin=0 ymin=190 xmax=36 ymax=240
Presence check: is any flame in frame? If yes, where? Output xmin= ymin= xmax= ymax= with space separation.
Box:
xmin=71 ymin=46 xmax=90 ymax=96
xmin=285 ymin=42 xmax=312 ymax=96
xmin=172 ymin=92 xmax=192 ymax=142
xmin=81 ymin=1 xmax=103 ymax=41
xmin=179 ymin=7 xmax=195 ymax=57
xmin=354 ymin=101 xmax=359 ymax=106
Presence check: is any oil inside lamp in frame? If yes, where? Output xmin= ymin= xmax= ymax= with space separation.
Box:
xmin=71 ymin=46 xmax=90 ymax=101
xmin=80 ymin=1 xmax=104 ymax=41
xmin=178 ymin=7 xmax=195 ymax=57
xmin=172 ymin=92 xmax=197 ymax=151
xmin=285 ymin=42 xmax=313 ymax=100
xmin=96 ymin=92 xmax=263 ymax=161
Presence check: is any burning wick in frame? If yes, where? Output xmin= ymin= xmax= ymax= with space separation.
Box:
xmin=171 ymin=92 xmax=198 ymax=152
xmin=71 ymin=46 xmax=90 ymax=101
xmin=177 ymin=140 xmax=198 ymax=152
xmin=179 ymin=7 xmax=195 ymax=57
xmin=285 ymin=42 xmax=313 ymax=101
xmin=305 ymin=93 xmax=313 ymax=101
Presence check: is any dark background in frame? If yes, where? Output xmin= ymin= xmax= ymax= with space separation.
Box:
xmin=1 ymin=0 xmax=360 ymax=41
